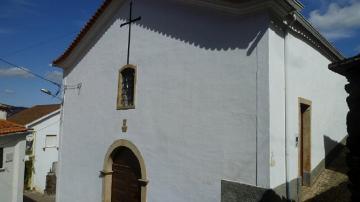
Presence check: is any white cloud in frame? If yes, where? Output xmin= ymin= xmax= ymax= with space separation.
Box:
xmin=45 ymin=71 xmax=63 ymax=84
xmin=309 ymin=0 xmax=360 ymax=40
xmin=0 ymin=67 xmax=33 ymax=78
xmin=4 ymin=89 xmax=15 ymax=94
xmin=323 ymin=30 xmax=354 ymax=40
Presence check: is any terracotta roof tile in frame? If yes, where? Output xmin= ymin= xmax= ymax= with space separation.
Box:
xmin=0 ymin=120 xmax=27 ymax=136
xmin=52 ymin=0 xmax=113 ymax=66
xmin=8 ymin=104 xmax=60 ymax=125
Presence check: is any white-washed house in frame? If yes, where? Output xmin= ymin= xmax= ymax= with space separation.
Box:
xmin=0 ymin=107 xmax=29 ymax=202
xmin=9 ymin=104 xmax=60 ymax=193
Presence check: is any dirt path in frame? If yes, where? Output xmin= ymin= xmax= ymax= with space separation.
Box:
xmin=301 ymin=147 xmax=351 ymax=202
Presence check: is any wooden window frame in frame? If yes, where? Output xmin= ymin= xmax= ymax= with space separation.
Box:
xmin=43 ymin=134 xmax=58 ymax=151
xmin=117 ymin=64 xmax=137 ymax=110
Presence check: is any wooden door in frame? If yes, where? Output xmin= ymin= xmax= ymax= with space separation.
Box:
xmin=111 ymin=147 xmax=141 ymax=202
xmin=300 ymin=102 xmax=311 ymax=186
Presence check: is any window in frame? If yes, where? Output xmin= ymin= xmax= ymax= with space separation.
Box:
xmin=26 ymin=139 xmax=34 ymax=155
xmin=0 ymin=148 xmax=3 ymax=168
xmin=45 ymin=135 xmax=57 ymax=148
xmin=117 ymin=65 xmax=136 ymax=109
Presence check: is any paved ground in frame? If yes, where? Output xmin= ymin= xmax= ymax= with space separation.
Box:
xmin=301 ymin=146 xmax=351 ymax=202
xmin=23 ymin=191 xmax=55 ymax=202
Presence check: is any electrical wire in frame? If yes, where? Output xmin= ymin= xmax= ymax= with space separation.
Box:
xmin=0 ymin=32 xmax=77 ymax=95
xmin=0 ymin=57 xmax=61 ymax=88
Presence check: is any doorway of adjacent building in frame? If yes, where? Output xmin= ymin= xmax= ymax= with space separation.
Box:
xmin=111 ymin=147 xmax=141 ymax=202
xmin=299 ymin=98 xmax=312 ymax=187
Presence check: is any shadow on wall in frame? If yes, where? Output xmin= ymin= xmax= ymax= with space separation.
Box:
xmin=65 ymin=0 xmax=268 ymax=76
xmin=258 ymin=137 xmax=349 ymax=202
xmin=128 ymin=0 xmax=268 ymax=53
xmin=323 ymin=135 xmax=348 ymax=175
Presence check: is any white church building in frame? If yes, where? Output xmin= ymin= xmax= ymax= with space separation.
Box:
xmin=53 ymin=0 xmax=347 ymax=201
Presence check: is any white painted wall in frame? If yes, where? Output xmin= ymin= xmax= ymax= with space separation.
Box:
xmin=0 ymin=134 xmax=26 ymax=202
xmin=57 ymin=0 xmax=270 ymax=201
xmin=268 ymin=23 xmax=286 ymax=190
xmin=268 ymin=23 xmax=347 ymax=193
xmin=285 ymin=32 xmax=347 ymax=182
xmin=28 ymin=112 xmax=60 ymax=193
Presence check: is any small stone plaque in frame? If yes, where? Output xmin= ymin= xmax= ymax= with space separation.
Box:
xmin=122 ymin=119 xmax=128 ymax=133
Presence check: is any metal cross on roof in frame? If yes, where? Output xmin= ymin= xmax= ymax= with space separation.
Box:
xmin=120 ymin=1 xmax=142 ymax=65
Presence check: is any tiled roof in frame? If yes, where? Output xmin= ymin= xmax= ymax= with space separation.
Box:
xmin=8 ymin=104 xmax=60 ymax=125
xmin=52 ymin=0 xmax=113 ymax=66
xmin=0 ymin=103 xmax=27 ymax=117
xmin=0 ymin=105 xmax=7 ymax=110
xmin=0 ymin=120 xmax=27 ymax=136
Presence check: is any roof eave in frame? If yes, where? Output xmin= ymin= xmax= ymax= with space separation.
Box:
xmin=0 ymin=130 xmax=31 ymax=137
xmin=52 ymin=0 xmax=117 ymax=68
xmin=329 ymin=55 xmax=360 ymax=76
xmin=52 ymin=0 xmax=299 ymax=69
xmin=294 ymin=12 xmax=344 ymax=62
xmin=26 ymin=109 xmax=61 ymax=128
xmin=287 ymin=0 xmax=303 ymax=11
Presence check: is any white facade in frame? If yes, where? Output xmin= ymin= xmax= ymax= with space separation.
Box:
xmin=268 ymin=23 xmax=347 ymax=197
xmin=27 ymin=110 xmax=60 ymax=193
xmin=0 ymin=133 xmax=26 ymax=202
xmin=55 ymin=0 xmax=347 ymax=201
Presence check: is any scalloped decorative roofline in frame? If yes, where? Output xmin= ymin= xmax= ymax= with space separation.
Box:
xmin=53 ymin=0 xmax=343 ymax=68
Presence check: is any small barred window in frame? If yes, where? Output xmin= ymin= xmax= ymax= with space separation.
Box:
xmin=117 ymin=65 xmax=136 ymax=109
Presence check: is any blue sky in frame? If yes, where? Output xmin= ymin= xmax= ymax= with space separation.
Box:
xmin=0 ymin=0 xmax=359 ymax=107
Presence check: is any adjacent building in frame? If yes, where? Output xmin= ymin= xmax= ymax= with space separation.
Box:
xmin=0 ymin=107 xmax=29 ymax=202
xmin=53 ymin=0 xmax=347 ymax=201
xmin=9 ymin=104 xmax=61 ymax=193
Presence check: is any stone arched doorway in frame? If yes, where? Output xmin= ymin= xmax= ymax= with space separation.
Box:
xmin=102 ymin=140 xmax=148 ymax=202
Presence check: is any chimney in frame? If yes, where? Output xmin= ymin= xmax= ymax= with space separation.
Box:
xmin=0 ymin=105 xmax=7 ymax=120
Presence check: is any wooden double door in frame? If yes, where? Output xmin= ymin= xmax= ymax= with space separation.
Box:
xmin=111 ymin=147 xmax=141 ymax=202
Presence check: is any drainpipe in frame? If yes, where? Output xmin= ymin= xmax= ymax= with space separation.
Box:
xmin=283 ymin=12 xmax=297 ymax=201
xmin=55 ymin=78 xmax=66 ymax=202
